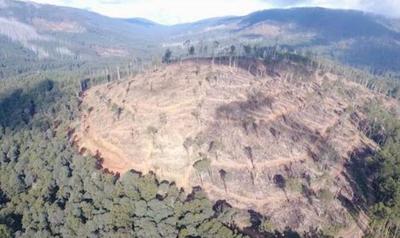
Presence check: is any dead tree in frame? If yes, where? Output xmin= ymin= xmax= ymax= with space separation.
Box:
xmin=219 ymin=169 xmax=227 ymax=193
xmin=116 ymin=66 xmax=121 ymax=81
xmin=212 ymin=41 xmax=220 ymax=67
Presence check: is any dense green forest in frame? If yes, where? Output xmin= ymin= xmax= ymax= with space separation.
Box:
xmin=350 ymin=101 xmax=400 ymax=238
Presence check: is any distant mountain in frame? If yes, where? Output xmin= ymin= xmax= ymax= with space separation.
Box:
xmin=241 ymin=8 xmax=399 ymax=41
xmin=0 ymin=1 xmax=399 ymax=77
xmin=237 ymin=8 xmax=400 ymax=73
xmin=167 ymin=8 xmax=400 ymax=74
xmin=0 ymin=0 xmax=165 ymax=77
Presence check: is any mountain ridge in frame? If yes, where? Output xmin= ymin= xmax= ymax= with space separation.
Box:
xmin=1 ymin=1 xmax=400 ymax=77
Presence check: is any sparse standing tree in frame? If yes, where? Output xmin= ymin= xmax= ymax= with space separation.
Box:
xmin=183 ymin=40 xmax=191 ymax=64
xmin=244 ymin=146 xmax=254 ymax=169
xmin=189 ymin=46 xmax=195 ymax=57
xmin=273 ymin=174 xmax=289 ymax=201
xmin=243 ymin=44 xmax=252 ymax=57
xmin=229 ymin=45 xmax=236 ymax=69
xmin=219 ymin=169 xmax=227 ymax=193
xmin=193 ymin=158 xmax=211 ymax=186
xmin=198 ymin=40 xmax=204 ymax=57
xmin=212 ymin=41 xmax=220 ymax=67
xmin=162 ymin=49 xmax=172 ymax=64
xmin=105 ymin=68 xmax=111 ymax=82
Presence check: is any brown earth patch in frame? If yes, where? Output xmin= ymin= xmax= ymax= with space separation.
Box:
xmin=74 ymin=60 xmax=395 ymax=236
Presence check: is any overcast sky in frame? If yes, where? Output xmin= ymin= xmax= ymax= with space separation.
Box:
xmin=23 ymin=0 xmax=400 ymax=25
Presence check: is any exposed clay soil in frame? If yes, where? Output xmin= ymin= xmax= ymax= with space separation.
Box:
xmin=74 ymin=60 xmax=395 ymax=236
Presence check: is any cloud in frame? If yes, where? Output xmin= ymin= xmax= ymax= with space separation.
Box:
xmin=21 ymin=0 xmax=400 ymax=25
xmin=21 ymin=0 xmax=272 ymax=24
xmin=359 ymin=0 xmax=400 ymax=18
xmin=98 ymin=0 xmax=126 ymax=4
xmin=265 ymin=0 xmax=308 ymax=7
xmin=262 ymin=0 xmax=400 ymax=17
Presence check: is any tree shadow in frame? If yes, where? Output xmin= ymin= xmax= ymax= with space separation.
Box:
xmin=340 ymin=147 xmax=377 ymax=234
xmin=241 ymin=210 xmax=303 ymax=238
xmin=343 ymin=147 xmax=377 ymax=212
xmin=0 ymin=79 xmax=59 ymax=131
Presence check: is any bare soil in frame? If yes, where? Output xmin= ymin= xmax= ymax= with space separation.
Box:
xmin=74 ymin=60 xmax=395 ymax=236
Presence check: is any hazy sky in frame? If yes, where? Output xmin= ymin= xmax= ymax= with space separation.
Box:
xmin=23 ymin=0 xmax=400 ymax=25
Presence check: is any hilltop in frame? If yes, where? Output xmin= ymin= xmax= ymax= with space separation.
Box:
xmin=74 ymin=58 xmax=398 ymax=235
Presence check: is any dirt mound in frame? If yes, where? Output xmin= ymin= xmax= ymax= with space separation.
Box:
xmin=75 ymin=60 xmax=389 ymax=235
